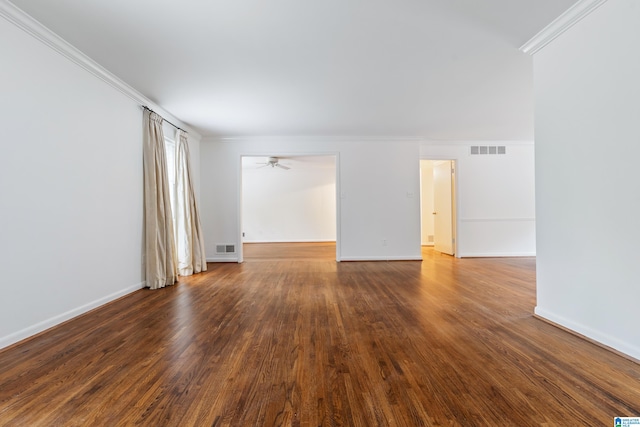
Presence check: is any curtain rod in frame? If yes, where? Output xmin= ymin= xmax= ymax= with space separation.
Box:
xmin=142 ymin=106 xmax=186 ymax=133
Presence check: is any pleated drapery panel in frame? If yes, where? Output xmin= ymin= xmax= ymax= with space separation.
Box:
xmin=175 ymin=130 xmax=207 ymax=276
xmin=143 ymin=110 xmax=178 ymax=289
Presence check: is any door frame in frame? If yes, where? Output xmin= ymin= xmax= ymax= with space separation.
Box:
xmin=420 ymin=156 xmax=460 ymax=258
xmin=237 ymin=152 xmax=341 ymax=263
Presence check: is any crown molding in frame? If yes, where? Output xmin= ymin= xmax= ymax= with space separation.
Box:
xmin=520 ymin=0 xmax=609 ymax=55
xmin=0 ymin=0 xmax=201 ymax=139
xmin=204 ymin=135 xmax=428 ymax=143
xmin=203 ymin=136 xmax=535 ymax=145
xmin=421 ymin=139 xmax=534 ymax=146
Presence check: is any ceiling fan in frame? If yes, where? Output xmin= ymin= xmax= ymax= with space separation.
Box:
xmin=258 ymin=156 xmax=290 ymax=170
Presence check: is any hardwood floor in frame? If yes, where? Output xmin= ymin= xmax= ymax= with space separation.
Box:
xmin=0 ymin=244 xmax=638 ymax=426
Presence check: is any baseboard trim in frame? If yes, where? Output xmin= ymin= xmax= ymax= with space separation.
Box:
xmin=339 ymin=256 xmax=423 ymax=262
xmin=243 ymin=240 xmax=336 ymax=243
xmin=207 ymin=257 xmax=240 ymax=263
xmin=458 ymin=252 xmax=536 ymax=258
xmin=0 ymin=281 xmax=145 ymax=351
xmin=534 ymin=307 xmax=640 ymax=363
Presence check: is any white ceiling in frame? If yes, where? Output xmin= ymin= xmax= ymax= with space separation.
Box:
xmin=10 ymin=0 xmax=577 ymax=140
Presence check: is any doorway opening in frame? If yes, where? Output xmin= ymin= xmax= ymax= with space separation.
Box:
xmin=420 ymin=159 xmax=456 ymax=256
xmin=239 ymin=155 xmax=339 ymax=262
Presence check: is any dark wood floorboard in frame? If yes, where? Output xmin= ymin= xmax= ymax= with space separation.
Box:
xmin=0 ymin=244 xmax=639 ymax=426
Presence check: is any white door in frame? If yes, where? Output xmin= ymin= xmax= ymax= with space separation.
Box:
xmin=433 ymin=161 xmax=454 ymax=255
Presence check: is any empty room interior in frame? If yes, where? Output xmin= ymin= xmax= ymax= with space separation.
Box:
xmin=1 ymin=0 xmax=639 ymax=425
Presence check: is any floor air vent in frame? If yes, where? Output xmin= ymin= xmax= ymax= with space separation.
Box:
xmin=215 ymin=244 xmax=236 ymax=254
xmin=470 ymin=146 xmax=506 ymax=155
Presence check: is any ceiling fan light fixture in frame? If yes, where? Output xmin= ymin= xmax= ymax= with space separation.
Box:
xmin=257 ymin=156 xmax=291 ymax=170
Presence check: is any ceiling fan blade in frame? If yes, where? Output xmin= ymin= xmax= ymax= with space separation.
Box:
xmin=275 ymin=163 xmax=290 ymax=170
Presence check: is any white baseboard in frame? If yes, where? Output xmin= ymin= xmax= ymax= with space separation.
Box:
xmin=339 ymin=255 xmax=423 ymax=262
xmin=458 ymin=251 xmax=536 ymax=258
xmin=535 ymin=306 xmax=640 ymax=361
xmin=243 ymin=239 xmax=336 ymax=243
xmin=207 ymin=257 xmax=240 ymax=263
xmin=0 ymin=281 xmax=145 ymax=351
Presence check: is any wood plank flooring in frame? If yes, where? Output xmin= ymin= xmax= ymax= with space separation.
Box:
xmin=0 ymin=243 xmax=639 ymax=426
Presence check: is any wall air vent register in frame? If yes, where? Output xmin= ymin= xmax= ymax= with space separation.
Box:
xmin=215 ymin=244 xmax=236 ymax=254
xmin=470 ymin=146 xmax=506 ymax=155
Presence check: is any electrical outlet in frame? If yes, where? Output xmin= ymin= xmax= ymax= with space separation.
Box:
xmin=382 ymin=239 xmax=387 ymax=246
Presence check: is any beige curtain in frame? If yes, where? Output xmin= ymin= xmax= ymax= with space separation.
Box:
xmin=143 ymin=110 xmax=178 ymax=289
xmin=175 ymin=130 xmax=207 ymax=275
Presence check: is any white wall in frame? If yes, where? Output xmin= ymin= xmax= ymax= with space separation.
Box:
xmin=201 ymin=138 xmax=422 ymax=261
xmin=533 ymin=0 xmax=640 ymax=359
xmin=420 ymin=160 xmax=435 ymax=246
xmin=242 ymin=158 xmax=336 ymax=242
xmin=201 ymin=138 xmax=534 ymax=262
xmin=0 ymin=16 xmax=200 ymax=349
xmin=420 ymin=142 xmax=536 ymax=257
